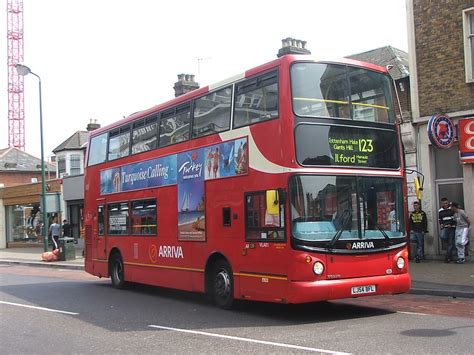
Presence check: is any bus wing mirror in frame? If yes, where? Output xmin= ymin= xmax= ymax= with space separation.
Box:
xmin=266 ymin=190 xmax=280 ymax=215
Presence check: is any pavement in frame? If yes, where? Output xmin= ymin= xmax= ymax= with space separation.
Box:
xmin=1 ymin=247 xmax=473 ymax=299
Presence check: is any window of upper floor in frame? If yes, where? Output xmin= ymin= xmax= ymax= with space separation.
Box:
xmin=463 ymin=7 xmax=474 ymax=83
xmin=57 ymin=156 xmax=66 ymax=176
xmin=70 ymin=154 xmax=82 ymax=176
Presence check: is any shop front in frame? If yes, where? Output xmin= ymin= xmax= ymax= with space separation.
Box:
xmin=62 ymin=174 xmax=84 ymax=248
xmin=0 ymin=180 xmax=62 ymax=248
xmin=417 ymin=115 xmax=474 ymax=258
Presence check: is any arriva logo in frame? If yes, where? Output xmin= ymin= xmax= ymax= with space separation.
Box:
xmin=158 ymin=245 xmax=184 ymax=258
xmin=346 ymin=241 xmax=375 ymax=250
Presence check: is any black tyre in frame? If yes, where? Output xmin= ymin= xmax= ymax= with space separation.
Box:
xmin=213 ymin=260 xmax=234 ymax=309
xmin=110 ymin=253 xmax=125 ymax=289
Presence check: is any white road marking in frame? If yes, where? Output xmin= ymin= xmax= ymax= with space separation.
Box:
xmin=0 ymin=301 xmax=78 ymax=315
xmin=397 ymin=311 xmax=427 ymax=316
xmin=149 ymin=324 xmax=350 ymax=354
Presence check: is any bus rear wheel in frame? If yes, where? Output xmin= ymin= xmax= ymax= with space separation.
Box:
xmin=110 ymin=253 xmax=125 ymax=289
xmin=213 ymin=260 xmax=234 ymax=309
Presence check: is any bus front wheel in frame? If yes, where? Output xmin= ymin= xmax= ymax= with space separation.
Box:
xmin=213 ymin=260 xmax=234 ymax=309
xmin=110 ymin=253 xmax=125 ymax=289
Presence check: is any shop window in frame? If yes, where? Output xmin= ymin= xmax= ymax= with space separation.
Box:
xmin=434 ymin=146 xmax=463 ymax=180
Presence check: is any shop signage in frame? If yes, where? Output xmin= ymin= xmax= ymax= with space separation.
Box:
xmin=427 ymin=114 xmax=455 ymax=149
xmin=459 ymin=117 xmax=474 ymax=164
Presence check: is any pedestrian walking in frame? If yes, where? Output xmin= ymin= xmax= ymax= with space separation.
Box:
xmin=438 ymin=197 xmax=456 ymax=263
xmin=49 ymin=217 xmax=61 ymax=251
xmin=409 ymin=200 xmax=428 ymax=263
xmin=451 ymin=202 xmax=471 ymax=264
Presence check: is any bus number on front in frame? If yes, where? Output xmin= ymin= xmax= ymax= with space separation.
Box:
xmin=358 ymin=139 xmax=373 ymax=152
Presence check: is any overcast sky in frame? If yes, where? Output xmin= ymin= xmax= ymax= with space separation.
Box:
xmin=0 ymin=0 xmax=408 ymax=159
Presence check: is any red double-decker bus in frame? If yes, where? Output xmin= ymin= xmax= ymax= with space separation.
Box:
xmin=84 ymin=55 xmax=410 ymax=308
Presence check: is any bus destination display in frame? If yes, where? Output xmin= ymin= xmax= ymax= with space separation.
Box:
xmin=329 ymin=137 xmax=374 ymax=165
xmin=295 ymin=124 xmax=399 ymax=169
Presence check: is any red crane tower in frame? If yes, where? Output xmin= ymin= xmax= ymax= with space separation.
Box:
xmin=6 ymin=0 xmax=25 ymax=150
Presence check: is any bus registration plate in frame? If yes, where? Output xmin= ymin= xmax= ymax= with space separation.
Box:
xmin=351 ymin=285 xmax=376 ymax=295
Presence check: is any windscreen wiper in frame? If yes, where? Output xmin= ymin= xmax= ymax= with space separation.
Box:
xmin=328 ymin=209 xmax=352 ymax=249
xmin=367 ymin=214 xmax=392 ymax=246
xmin=374 ymin=223 xmax=392 ymax=246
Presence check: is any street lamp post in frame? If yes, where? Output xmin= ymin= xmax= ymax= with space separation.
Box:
xmin=15 ymin=64 xmax=49 ymax=252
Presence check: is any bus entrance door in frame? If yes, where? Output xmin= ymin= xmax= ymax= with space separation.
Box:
xmin=94 ymin=204 xmax=107 ymax=261
xmin=239 ymin=239 xmax=288 ymax=302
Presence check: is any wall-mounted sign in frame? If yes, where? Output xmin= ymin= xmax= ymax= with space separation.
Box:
xmin=427 ymin=114 xmax=455 ymax=149
xmin=459 ymin=117 xmax=474 ymax=164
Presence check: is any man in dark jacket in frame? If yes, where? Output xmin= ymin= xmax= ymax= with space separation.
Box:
xmin=409 ymin=200 xmax=428 ymax=263
xmin=438 ymin=197 xmax=456 ymax=262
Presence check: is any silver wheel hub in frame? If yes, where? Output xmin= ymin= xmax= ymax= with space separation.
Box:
xmin=215 ymin=270 xmax=230 ymax=298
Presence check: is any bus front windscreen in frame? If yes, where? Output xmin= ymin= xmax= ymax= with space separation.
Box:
xmin=289 ymin=175 xmax=405 ymax=251
xmin=291 ymin=62 xmax=395 ymax=123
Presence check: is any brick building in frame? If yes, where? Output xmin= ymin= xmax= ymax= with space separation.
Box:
xmin=0 ymin=147 xmax=56 ymax=187
xmin=407 ymin=0 xmax=474 ymax=258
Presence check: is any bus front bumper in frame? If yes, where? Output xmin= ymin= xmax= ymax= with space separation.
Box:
xmin=287 ymin=272 xmax=411 ymax=303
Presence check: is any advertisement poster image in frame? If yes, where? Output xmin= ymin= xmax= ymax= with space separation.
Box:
xmin=100 ymin=168 xmax=121 ymax=194
xmin=121 ymin=155 xmax=177 ymax=191
xmin=178 ymin=180 xmax=205 ymax=241
xmin=100 ymin=155 xmax=177 ymax=195
xmin=234 ymin=138 xmax=248 ymax=175
xmin=177 ymin=149 xmax=205 ymax=241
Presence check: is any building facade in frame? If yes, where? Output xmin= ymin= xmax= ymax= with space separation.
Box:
xmin=0 ymin=179 xmax=62 ymax=248
xmin=407 ymin=0 xmax=474 ymax=258
xmin=0 ymin=147 xmax=56 ymax=187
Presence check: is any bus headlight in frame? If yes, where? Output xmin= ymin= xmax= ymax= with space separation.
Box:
xmin=396 ymin=256 xmax=405 ymax=270
xmin=313 ymin=261 xmax=324 ymax=275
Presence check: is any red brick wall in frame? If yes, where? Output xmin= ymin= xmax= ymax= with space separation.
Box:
xmin=0 ymin=172 xmax=57 ymax=187
xmin=413 ymin=0 xmax=474 ymax=116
